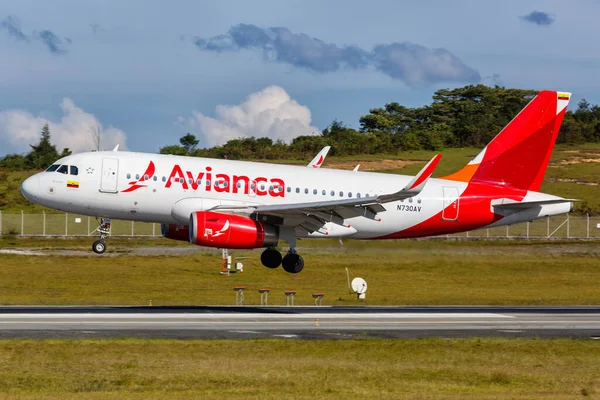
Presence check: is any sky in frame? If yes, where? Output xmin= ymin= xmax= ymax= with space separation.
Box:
xmin=1 ymin=0 xmax=599 ymax=156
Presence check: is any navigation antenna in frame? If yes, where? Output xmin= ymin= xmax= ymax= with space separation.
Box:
xmin=345 ymin=267 xmax=368 ymax=300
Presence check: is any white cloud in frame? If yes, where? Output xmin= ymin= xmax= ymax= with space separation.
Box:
xmin=0 ymin=98 xmax=127 ymax=153
xmin=178 ymin=86 xmax=319 ymax=147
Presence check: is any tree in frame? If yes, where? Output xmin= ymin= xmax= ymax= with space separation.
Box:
xmin=179 ymin=133 xmax=199 ymax=154
xmin=25 ymin=124 xmax=60 ymax=169
xmin=89 ymin=125 xmax=101 ymax=151
xmin=159 ymin=145 xmax=187 ymax=156
xmin=0 ymin=154 xmax=26 ymax=169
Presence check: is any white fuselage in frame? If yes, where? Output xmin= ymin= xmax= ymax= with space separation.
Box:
xmin=21 ymin=151 xmax=571 ymax=240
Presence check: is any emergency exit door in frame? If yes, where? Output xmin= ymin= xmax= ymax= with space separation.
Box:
xmin=442 ymin=186 xmax=459 ymax=221
xmin=100 ymin=158 xmax=119 ymax=193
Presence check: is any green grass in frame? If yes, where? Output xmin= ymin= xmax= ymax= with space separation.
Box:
xmin=0 ymin=240 xmax=598 ymax=305
xmin=0 ymin=339 xmax=597 ymax=399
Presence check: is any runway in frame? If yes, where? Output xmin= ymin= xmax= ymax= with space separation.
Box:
xmin=0 ymin=306 xmax=599 ymax=339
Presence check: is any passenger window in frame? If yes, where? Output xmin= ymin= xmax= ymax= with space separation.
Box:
xmin=206 ymin=180 xmax=211 ymax=186
xmin=135 ymin=174 xmax=140 ymax=180
xmin=287 ymin=187 xmax=291 ymax=193
xmin=70 ymin=166 xmax=79 ymax=175
xmin=322 ymin=190 xmax=326 ymax=195
xmin=46 ymin=164 xmax=60 ymax=172
xmin=357 ymin=193 xmax=361 ymax=198
xmin=162 ymin=176 xmax=166 ymax=182
xmin=57 ymin=165 xmax=68 ymax=174
xmin=304 ymin=188 xmax=308 ymax=194
xmin=339 ymin=191 xmax=343 ymax=197
xmin=296 ymin=188 xmax=300 ymax=193
xmin=188 ymin=178 xmax=193 ymax=184
xmin=331 ymin=190 xmax=335 ymax=196
xmin=237 ymin=182 xmax=242 ymax=189
xmin=224 ymin=181 xmax=229 ymax=188
xmin=153 ymin=176 xmax=158 ymax=181
xmin=348 ymin=192 xmax=352 ymax=197
xmin=145 ymin=175 xmax=150 ymax=181
xmin=313 ymin=189 xmax=317 ymax=195
xmin=127 ymin=173 xmax=131 ymax=179
xmin=250 ymin=183 xmax=254 ymax=190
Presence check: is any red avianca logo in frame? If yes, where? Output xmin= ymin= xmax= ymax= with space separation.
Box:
xmin=123 ymin=161 xmax=286 ymax=197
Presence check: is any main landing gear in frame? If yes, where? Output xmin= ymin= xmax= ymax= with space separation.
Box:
xmin=260 ymin=248 xmax=304 ymax=274
xmin=91 ymin=217 xmax=111 ymax=255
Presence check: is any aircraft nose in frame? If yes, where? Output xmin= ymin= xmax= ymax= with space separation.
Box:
xmin=21 ymin=175 xmax=39 ymax=202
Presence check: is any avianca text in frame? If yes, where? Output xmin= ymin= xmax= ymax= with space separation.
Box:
xmin=165 ymin=165 xmax=285 ymax=197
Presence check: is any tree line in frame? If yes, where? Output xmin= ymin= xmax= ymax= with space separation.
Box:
xmin=2 ymin=85 xmax=600 ymax=168
xmin=1 ymin=124 xmax=71 ymax=169
xmin=160 ymin=85 xmax=600 ymax=160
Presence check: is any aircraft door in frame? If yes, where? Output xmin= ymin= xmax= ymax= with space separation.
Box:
xmin=442 ymin=186 xmax=459 ymax=221
xmin=100 ymin=158 xmax=119 ymax=193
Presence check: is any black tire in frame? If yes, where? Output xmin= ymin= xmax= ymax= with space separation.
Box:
xmin=261 ymin=248 xmax=282 ymax=269
xmin=92 ymin=240 xmax=106 ymax=254
xmin=282 ymin=253 xmax=304 ymax=274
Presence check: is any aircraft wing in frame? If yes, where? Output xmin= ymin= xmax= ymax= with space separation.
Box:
xmin=307 ymin=146 xmax=330 ymax=168
xmin=212 ymin=154 xmax=441 ymax=232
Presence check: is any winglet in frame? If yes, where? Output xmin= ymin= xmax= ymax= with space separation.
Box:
xmin=112 ymin=144 xmax=120 ymax=152
xmin=307 ymin=146 xmax=331 ymax=168
xmin=353 ymin=164 xmax=360 ymax=172
xmin=402 ymin=154 xmax=442 ymax=193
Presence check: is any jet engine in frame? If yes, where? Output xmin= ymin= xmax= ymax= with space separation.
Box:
xmin=160 ymin=224 xmax=190 ymax=242
xmin=189 ymin=211 xmax=279 ymax=249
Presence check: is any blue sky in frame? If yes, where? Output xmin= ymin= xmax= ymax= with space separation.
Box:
xmin=1 ymin=0 xmax=599 ymax=155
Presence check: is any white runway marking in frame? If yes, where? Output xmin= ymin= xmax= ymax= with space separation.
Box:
xmin=0 ymin=313 xmax=515 ymax=320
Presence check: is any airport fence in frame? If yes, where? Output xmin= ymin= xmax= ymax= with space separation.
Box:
xmin=0 ymin=211 xmax=159 ymax=237
xmin=0 ymin=210 xmax=598 ymax=239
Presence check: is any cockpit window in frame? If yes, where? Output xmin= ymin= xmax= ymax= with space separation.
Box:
xmin=57 ymin=165 xmax=68 ymax=174
xmin=46 ymin=164 xmax=60 ymax=172
xmin=70 ymin=166 xmax=79 ymax=176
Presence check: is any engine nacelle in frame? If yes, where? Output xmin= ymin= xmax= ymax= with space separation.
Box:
xmin=161 ymin=224 xmax=190 ymax=242
xmin=189 ymin=211 xmax=279 ymax=249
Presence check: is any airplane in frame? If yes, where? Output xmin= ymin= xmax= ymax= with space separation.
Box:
xmin=21 ymin=90 xmax=574 ymax=273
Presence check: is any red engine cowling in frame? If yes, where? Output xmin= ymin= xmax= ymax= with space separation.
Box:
xmin=189 ymin=211 xmax=279 ymax=249
xmin=161 ymin=224 xmax=190 ymax=242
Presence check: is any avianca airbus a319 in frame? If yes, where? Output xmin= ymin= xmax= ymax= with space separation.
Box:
xmin=21 ymin=91 xmax=574 ymax=273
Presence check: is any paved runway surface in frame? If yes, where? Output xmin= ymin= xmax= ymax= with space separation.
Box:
xmin=0 ymin=306 xmax=599 ymax=339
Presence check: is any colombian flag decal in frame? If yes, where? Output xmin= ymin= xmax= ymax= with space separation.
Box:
xmin=558 ymin=92 xmax=570 ymax=101
xmin=67 ymin=180 xmax=79 ymax=189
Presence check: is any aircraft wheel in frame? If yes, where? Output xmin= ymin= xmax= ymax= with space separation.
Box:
xmin=261 ymin=248 xmax=282 ymax=269
xmin=282 ymin=253 xmax=304 ymax=274
xmin=92 ymin=240 xmax=107 ymax=254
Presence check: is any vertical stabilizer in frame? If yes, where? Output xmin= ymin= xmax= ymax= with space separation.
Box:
xmin=443 ymin=91 xmax=570 ymax=191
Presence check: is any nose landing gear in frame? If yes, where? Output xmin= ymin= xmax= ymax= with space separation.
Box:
xmin=91 ymin=217 xmax=111 ymax=254
xmin=92 ymin=239 xmax=106 ymax=254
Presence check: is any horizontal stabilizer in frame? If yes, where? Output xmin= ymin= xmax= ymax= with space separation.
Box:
xmin=492 ymin=198 xmax=577 ymax=210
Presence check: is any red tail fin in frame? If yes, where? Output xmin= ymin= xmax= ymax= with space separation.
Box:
xmin=443 ymin=91 xmax=571 ymax=191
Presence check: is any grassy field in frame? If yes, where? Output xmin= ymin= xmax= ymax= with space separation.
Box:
xmin=0 ymin=338 xmax=597 ymax=399
xmin=0 ymin=239 xmax=598 ymax=305
xmin=1 ymin=144 xmax=599 ymax=214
